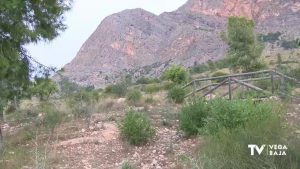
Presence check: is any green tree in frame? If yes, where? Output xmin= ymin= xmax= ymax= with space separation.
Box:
xmin=225 ymin=17 xmax=265 ymax=72
xmin=0 ymin=0 xmax=72 ymax=113
xmin=164 ymin=65 xmax=189 ymax=84
xmin=31 ymin=78 xmax=58 ymax=101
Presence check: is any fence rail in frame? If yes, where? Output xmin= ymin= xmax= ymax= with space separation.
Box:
xmin=183 ymin=69 xmax=300 ymax=100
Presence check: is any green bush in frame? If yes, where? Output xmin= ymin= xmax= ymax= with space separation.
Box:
xmin=105 ymin=83 xmax=127 ymax=97
xmin=144 ymin=97 xmax=155 ymax=104
xmin=67 ymin=90 xmax=99 ymax=127
xmin=179 ymin=100 xmax=209 ymax=136
xmin=126 ymin=90 xmax=142 ymax=103
xmin=167 ymin=86 xmax=186 ymax=103
xmin=136 ymin=77 xmax=160 ymax=84
xmin=121 ymin=162 xmax=135 ymax=169
xmin=288 ymin=67 xmax=300 ymax=80
xmin=197 ymin=110 xmax=300 ymax=169
xmin=211 ymin=71 xmax=228 ymax=83
xmin=119 ymin=110 xmax=155 ymax=145
xmin=39 ymin=102 xmax=63 ymax=134
xmin=191 ymin=63 xmax=209 ymax=74
xmin=179 ymin=99 xmax=277 ymax=136
xmin=143 ymin=84 xmax=161 ymax=94
xmin=203 ymin=99 xmax=275 ymax=134
xmin=164 ymin=65 xmax=189 ymax=84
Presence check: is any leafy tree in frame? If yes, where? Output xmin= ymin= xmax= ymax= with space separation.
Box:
xmin=225 ymin=17 xmax=265 ymax=72
xmin=0 ymin=0 xmax=72 ymax=113
xmin=31 ymin=78 xmax=58 ymax=101
xmin=164 ymin=65 xmax=189 ymax=84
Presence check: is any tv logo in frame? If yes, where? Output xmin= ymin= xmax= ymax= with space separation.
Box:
xmin=248 ymin=144 xmax=287 ymax=156
xmin=248 ymin=144 xmax=266 ymax=155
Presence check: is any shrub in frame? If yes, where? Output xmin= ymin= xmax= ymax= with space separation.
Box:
xmin=112 ymin=83 xmax=128 ymax=97
xmin=119 ymin=110 xmax=155 ymax=145
xmin=144 ymin=97 xmax=155 ymax=104
xmin=288 ymin=67 xmax=300 ymax=80
xmin=121 ymin=162 xmax=135 ymax=169
xmin=136 ymin=77 xmax=160 ymax=84
xmin=104 ymin=85 xmax=113 ymax=93
xmin=191 ymin=63 xmax=209 ymax=74
xmin=143 ymin=84 xmax=161 ymax=94
xmin=179 ymin=100 xmax=209 ymax=136
xmin=197 ymin=110 xmax=300 ymax=169
xmin=41 ymin=103 xmax=63 ymax=134
xmin=167 ymin=86 xmax=185 ymax=103
xmin=211 ymin=71 xmax=228 ymax=83
xmin=203 ymin=99 xmax=275 ymax=134
xmin=179 ymin=99 xmax=278 ymax=136
xmin=164 ymin=65 xmax=189 ymax=84
xmin=126 ymin=90 xmax=142 ymax=103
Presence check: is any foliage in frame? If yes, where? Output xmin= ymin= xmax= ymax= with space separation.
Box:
xmin=67 ymin=89 xmax=99 ymax=125
xmin=288 ymin=67 xmax=300 ymax=79
xmin=197 ymin=109 xmax=300 ymax=169
xmin=190 ymin=59 xmax=229 ymax=74
xmin=111 ymin=83 xmax=127 ymax=97
xmin=203 ymin=99 xmax=275 ymax=135
xmin=207 ymin=60 xmax=216 ymax=71
xmin=164 ymin=65 xmax=189 ymax=84
xmin=281 ymin=39 xmax=299 ymax=50
xmin=136 ymin=77 xmax=160 ymax=84
xmin=119 ymin=110 xmax=155 ymax=145
xmin=31 ymin=78 xmax=58 ymax=100
xmin=211 ymin=71 xmax=228 ymax=83
xmin=126 ymin=90 xmax=142 ymax=104
xmin=143 ymin=84 xmax=161 ymax=94
xmin=144 ymin=97 xmax=155 ymax=104
xmin=179 ymin=99 xmax=277 ymax=136
xmin=40 ymin=103 xmax=63 ymax=134
xmin=58 ymin=78 xmax=80 ymax=97
xmin=179 ymin=100 xmax=209 ymax=136
xmin=259 ymin=32 xmax=281 ymax=43
xmin=225 ymin=17 xmax=265 ymax=72
xmin=121 ymin=162 xmax=135 ymax=169
xmin=167 ymin=86 xmax=186 ymax=104
xmin=0 ymin=0 xmax=72 ymax=113
xmin=191 ymin=63 xmax=209 ymax=74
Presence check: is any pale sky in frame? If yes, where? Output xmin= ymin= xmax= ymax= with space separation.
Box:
xmin=25 ymin=0 xmax=188 ymax=68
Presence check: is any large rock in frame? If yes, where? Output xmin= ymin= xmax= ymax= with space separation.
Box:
xmin=59 ymin=0 xmax=300 ymax=88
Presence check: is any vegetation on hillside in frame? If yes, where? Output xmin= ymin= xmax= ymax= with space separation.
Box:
xmin=224 ymin=17 xmax=265 ymax=72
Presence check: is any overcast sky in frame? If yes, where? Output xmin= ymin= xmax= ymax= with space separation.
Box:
xmin=25 ymin=0 xmax=188 ymax=68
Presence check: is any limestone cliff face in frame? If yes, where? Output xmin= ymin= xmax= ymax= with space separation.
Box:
xmin=61 ymin=0 xmax=300 ymax=88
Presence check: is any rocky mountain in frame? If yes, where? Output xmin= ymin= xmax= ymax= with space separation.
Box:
xmin=60 ymin=0 xmax=300 ymax=88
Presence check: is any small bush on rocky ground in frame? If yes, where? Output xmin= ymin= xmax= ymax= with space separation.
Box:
xmin=126 ymin=90 xmax=142 ymax=104
xmin=164 ymin=65 xmax=189 ymax=84
xmin=143 ymin=84 xmax=161 ymax=94
xmin=180 ymin=100 xmax=300 ymax=169
xmin=40 ymin=103 xmax=63 ymax=134
xmin=180 ymin=99 xmax=278 ymax=136
xmin=179 ymin=100 xmax=209 ymax=136
xmin=119 ymin=110 xmax=155 ymax=145
xmin=105 ymin=83 xmax=128 ymax=97
xmin=211 ymin=71 xmax=228 ymax=83
xmin=167 ymin=86 xmax=186 ymax=104
xmin=136 ymin=77 xmax=160 ymax=84
xmin=144 ymin=97 xmax=155 ymax=104
xmin=121 ymin=162 xmax=135 ymax=169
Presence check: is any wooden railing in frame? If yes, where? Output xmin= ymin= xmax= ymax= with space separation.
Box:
xmin=183 ymin=69 xmax=300 ymax=100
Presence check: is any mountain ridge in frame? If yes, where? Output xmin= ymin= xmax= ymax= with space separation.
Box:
xmin=60 ymin=0 xmax=300 ymax=88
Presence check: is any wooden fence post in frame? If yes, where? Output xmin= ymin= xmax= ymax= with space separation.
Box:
xmin=271 ymin=72 xmax=275 ymax=94
xmin=228 ymin=77 xmax=232 ymax=100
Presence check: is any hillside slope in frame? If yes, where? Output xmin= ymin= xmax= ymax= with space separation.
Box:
xmin=61 ymin=0 xmax=300 ymax=88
